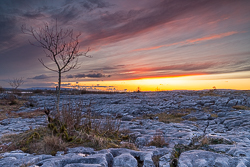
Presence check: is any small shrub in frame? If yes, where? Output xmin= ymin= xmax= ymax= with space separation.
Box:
xmin=210 ymin=114 xmax=218 ymax=118
xmin=3 ymin=94 xmax=17 ymax=101
xmin=32 ymin=89 xmax=44 ymax=94
xmin=201 ymin=136 xmax=209 ymax=146
xmin=147 ymin=131 xmax=168 ymax=148
xmin=188 ymin=117 xmax=197 ymax=121
xmin=43 ymin=136 xmax=66 ymax=155
xmin=14 ymin=90 xmax=22 ymax=96
xmin=120 ymin=142 xmax=138 ymax=150
xmin=156 ymin=112 xmax=187 ymax=123
xmin=199 ymin=90 xmax=220 ymax=97
xmin=0 ymin=86 xmax=4 ymax=93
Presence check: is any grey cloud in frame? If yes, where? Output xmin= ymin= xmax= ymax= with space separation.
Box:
xmin=80 ymin=0 xmax=111 ymax=11
xmin=52 ymin=6 xmax=80 ymax=23
xmin=66 ymin=73 xmax=110 ymax=78
xmin=22 ymin=11 xmax=44 ymax=19
xmin=28 ymin=74 xmax=51 ymax=80
xmin=61 ymin=83 xmax=71 ymax=86
xmin=79 ymin=0 xmax=245 ymax=47
xmin=92 ymin=66 xmax=118 ymax=71
xmin=0 ymin=16 xmax=17 ymax=49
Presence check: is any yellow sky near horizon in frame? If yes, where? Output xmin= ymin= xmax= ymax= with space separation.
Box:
xmin=60 ymin=72 xmax=250 ymax=91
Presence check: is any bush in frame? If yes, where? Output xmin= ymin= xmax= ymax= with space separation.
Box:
xmin=32 ymin=89 xmax=44 ymax=94
xmin=0 ymin=86 xmax=4 ymax=93
xmin=1 ymin=100 xmax=133 ymax=154
xmin=147 ymin=130 xmax=168 ymax=147
xmin=43 ymin=136 xmax=67 ymax=155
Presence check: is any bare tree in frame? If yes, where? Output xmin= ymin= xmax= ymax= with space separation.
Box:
xmin=0 ymin=86 xmax=4 ymax=93
xmin=22 ymin=21 xmax=90 ymax=111
xmin=8 ymin=78 xmax=24 ymax=92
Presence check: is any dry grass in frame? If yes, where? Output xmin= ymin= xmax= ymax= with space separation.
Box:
xmin=199 ymin=90 xmax=220 ymax=97
xmin=0 ymin=127 xmax=51 ymax=154
xmin=0 ymin=102 xmax=132 ymax=154
xmin=0 ymin=94 xmax=44 ymax=121
xmin=0 ymin=108 xmax=45 ymax=122
xmin=142 ymin=108 xmax=194 ymax=123
xmin=200 ymin=136 xmax=233 ymax=145
xmin=155 ymin=112 xmax=188 ymax=123
xmin=201 ymin=136 xmax=210 ymax=146
xmin=120 ymin=142 xmax=138 ymax=150
xmin=232 ymin=105 xmax=250 ymax=110
xmin=188 ymin=117 xmax=197 ymax=121
xmin=210 ymin=113 xmax=218 ymax=118
xmin=147 ymin=135 xmax=168 ymax=147
xmin=43 ymin=136 xmax=67 ymax=155
xmin=147 ymin=130 xmax=168 ymax=148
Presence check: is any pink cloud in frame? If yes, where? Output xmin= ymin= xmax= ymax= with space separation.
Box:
xmin=134 ymin=31 xmax=241 ymax=52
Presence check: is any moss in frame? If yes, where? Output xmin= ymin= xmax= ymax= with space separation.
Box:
xmin=52 ymin=127 xmax=58 ymax=134
xmin=48 ymin=116 xmax=53 ymax=123
xmin=33 ymin=132 xmax=40 ymax=139
xmin=121 ymin=135 xmax=129 ymax=140
xmin=48 ymin=123 xmax=55 ymax=130
xmin=107 ymin=142 xmax=120 ymax=148
xmin=60 ymin=124 xmax=67 ymax=133
xmin=67 ymin=137 xmax=73 ymax=142
xmin=21 ymin=147 xmax=28 ymax=152
xmin=50 ymin=150 xmax=57 ymax=156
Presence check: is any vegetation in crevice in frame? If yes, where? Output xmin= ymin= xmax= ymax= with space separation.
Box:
xmin=0 ymin=102 xmax=135 ymax=155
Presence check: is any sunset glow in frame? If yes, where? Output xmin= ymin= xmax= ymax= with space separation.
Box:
xmin=0 ymin=0 xmax=250 ymax=91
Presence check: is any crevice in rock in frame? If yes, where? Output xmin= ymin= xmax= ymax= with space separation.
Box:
xmin=168 ymin=148 xmax=181 ymax=167
xmin=203 ymin=121 xmax=209 ymax=135
xmin=152 ymin=155 xmax=161 ymax=167
xmin=134 ymin=156 xmax=144 ymax=167
xmin=170 ymin=158 xmax=178 ymax=167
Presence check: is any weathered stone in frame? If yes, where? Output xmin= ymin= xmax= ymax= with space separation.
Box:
xmin=178 ymin=150 xmax=250 ymax=167
xmin=113 ymin=153 xmax=137 ymax=167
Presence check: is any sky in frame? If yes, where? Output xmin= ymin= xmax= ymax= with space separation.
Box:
xmin=0 ymin=0 xmax=250 ymax=91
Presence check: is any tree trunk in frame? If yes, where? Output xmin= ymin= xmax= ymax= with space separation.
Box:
xmin=57 ymin=71 xmax=61 ymax=112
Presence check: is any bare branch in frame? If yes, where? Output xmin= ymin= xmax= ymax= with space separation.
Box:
xmin=38 ymin=59 xmax=58 ymax=73
xmin=22 ymin=20 xmax=91 ymax=111
xmin=7 ymin=78 xmax=24 ymax=90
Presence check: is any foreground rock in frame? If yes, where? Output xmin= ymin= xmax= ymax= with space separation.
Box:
xmin=178 ymin=150 xmax=250 ymax=167
xmin=0 ymin=90 xmax=250 ymax=166
xmin=0 ymin=147 xmax=173 ymax=167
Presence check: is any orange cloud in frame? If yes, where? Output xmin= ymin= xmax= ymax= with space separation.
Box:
xmin=186 ymin=31 xmax=239 ymax=43
xmin=134 ymin=31 xmax=241 ymax=52
xmin=126 ymin=73 xmax=207 ymax=81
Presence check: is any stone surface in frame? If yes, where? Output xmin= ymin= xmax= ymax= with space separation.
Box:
xmin=178 ymin=150 xmax=250 ymax=167
xmin=113 ymin=153 xmax=137 ymax=167
xmin=0 ymin=90 xmax=250 ymax=166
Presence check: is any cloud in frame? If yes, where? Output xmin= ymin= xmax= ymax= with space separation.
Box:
xmin=61 ymin=83 xmax=71 ymax=86
xmin=79 ymin=0 xmax=244 ymax=47
xmin=186 ymin=31 xmax=239 ymax=43
xmin=28 ymin=74 xmax=51 ymax=80
xmin=0 ymin=16 xmax=17 ymax=50
xmin=51 ymin=5 xmax=81 ymax=23
xmin=66 ymin=73 xmax=110 ymax=78
xmin=80 ymin=0 xmax=111 ymax=11
xmin=134 ymin=31 xmax=240 ymax=52
xmin=22 ymin=11 xmax=44 ymax=19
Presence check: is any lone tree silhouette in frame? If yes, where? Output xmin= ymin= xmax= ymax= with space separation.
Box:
xmin=8 ymin=77 xmax=24 ymax=93
xmin=22 ymin=21 xmax=90 ymax=111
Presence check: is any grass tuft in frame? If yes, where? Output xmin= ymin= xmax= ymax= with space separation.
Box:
xmin=232 ymin=105 xmax=250 ymax=110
